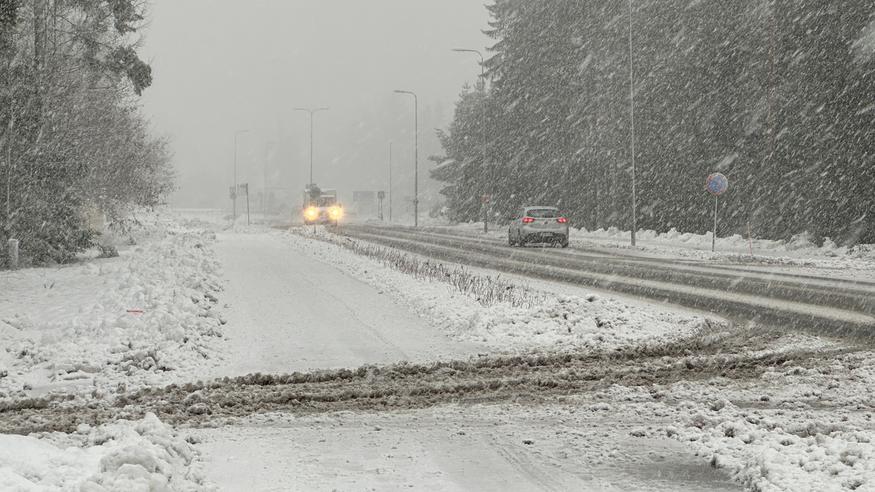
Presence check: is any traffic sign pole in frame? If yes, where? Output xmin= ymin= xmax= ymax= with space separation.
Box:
xmin=481 ymin=194 xmax=491 ymax=233
xmin=747 ymin=221 xmax=754 ymax=257
xmin=705 ymin=172 xmax=729 ymax=253
xmin=713 ymin=195 xmax=718 ymax=253
xmin=483 ymin=202 xmax=488 ymax=233
xmin=245 ymin=185 xmax=251 ymax=226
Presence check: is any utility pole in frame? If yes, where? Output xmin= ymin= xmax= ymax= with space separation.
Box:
xmin=452 ymin=48 xmax=489 ymax=233
xmin=294 ymin=107 xmax=329 ymax=187
xmin=3 ymin=18 xmax=15 ymax=253
xmin=245 ymin=184 xmax=251 ymax=225
xmin=33 ymin=0 xmax=46 ymax=69
xmin=4 ymin=120 xmax=13 ymax=268
xmin=2 ymin=7 xmax=18 ymax=267
xmin=388 ymin=141 xmax=393 ymax=222
xmin=4 ymin=117 xmax=12 ymax=237
xmin=394 ymin=90 xmax=419 ymax=227
xmin=627 ymin=0 xmax=638 ymax=247
xmin=262 ymin=143 xmax=268 ymax=220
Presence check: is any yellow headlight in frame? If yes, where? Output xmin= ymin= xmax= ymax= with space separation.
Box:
xmin=304 ymin=207 xmax=319 ymax=221
xmin=328 ymin=206 xmax=343 ymax=220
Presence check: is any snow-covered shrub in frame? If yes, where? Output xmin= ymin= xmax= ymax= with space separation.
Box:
xmin=304 ymin=230 xmax=545 ymax=308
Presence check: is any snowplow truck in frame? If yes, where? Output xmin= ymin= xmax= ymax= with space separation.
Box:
xmin=303 ymin=186 xmax=343 ymax=225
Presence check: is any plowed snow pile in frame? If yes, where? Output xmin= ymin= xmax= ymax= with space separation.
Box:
xmin=0 ymin=413 xmax=209 ymax=491
xmin=662 ymin=345 xmax=875 ymax=492
xmin=0 ymin=213 xmax=226 ymax=399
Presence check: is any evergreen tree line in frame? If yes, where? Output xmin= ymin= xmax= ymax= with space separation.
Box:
xmin=432 ymin=0 xmax=875 ymax=245
xmin=0 ymin=0 xmax=172 ymax=266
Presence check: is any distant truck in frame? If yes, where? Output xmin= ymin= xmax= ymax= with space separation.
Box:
xmin=302 ymin=185 xmax=343 ymax=225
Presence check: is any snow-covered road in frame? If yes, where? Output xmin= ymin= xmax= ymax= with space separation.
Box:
xmin=195 ymin=405 xmax=739 ymax=492
xmin=192 ymin=230 xmax=741 ymax=491
xmin=339 ymin=224 xmax=875 ymax=335
xmin=213 ymin=232 xmax=484 ymax=376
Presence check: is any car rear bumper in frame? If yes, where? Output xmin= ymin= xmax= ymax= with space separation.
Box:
xmin=519 ymin=226 xmax=568 ymax=242
xmin=520 ymin=226 xmax=568 ymax=235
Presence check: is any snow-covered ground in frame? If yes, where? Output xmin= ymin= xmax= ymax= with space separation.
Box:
xmin=0 ymin=213 xmax=227 ymax=491
xmin=3 ymin=210 xmax=874 ymax=491
xmin=194 ymin=404 xmax=739 ymax=492
xmin=0 ymin=413 xmax=210 ymax=491
xmin=0 ymin=215 xmax=227 ymax=400
xmin=572 ymin=226 xmax=875 ymax=273
xmin=281 ymin=224 xmax=875 ymax=492
xmin=659 ymin=340 xmax=875 ymax=492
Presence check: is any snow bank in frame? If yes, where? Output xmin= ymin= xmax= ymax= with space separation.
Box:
xmin=578 ymin=226 xmax=875 ymax=261
xmin=659 ymin=339 xmax=875 ymax=491
xmin=286 ymin=228 xmax=714 ymax=353
xmin=0 ymin=211 xmax=226 ymax=399
xmin=571 ymin=337 xmax=875 ymax=491
xmin=0 ymin=413 xmax=210 ymax=491
xmin=674 ymin=400 xmax=875 ymax=492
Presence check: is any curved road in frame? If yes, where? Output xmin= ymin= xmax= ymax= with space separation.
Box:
xmin=338 ymin=224 xmax=875 ymax=336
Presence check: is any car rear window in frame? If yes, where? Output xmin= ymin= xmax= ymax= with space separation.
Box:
xmin=527 ymin=209 xmax=559 ymax=218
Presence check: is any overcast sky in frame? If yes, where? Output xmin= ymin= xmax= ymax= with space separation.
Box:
xmin=139 ymin=1 xmax=492 ymax=210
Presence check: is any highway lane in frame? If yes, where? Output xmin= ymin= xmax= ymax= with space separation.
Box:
xmin=337 ymin=224 xmax=875 ymax=336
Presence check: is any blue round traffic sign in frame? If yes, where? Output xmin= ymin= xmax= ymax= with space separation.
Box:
xmin=706 ymin=173 xmax=729 ymax=196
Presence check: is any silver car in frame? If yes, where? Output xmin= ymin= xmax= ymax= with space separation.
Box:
xmin=508 ymin=206 xmax=569 ymax=247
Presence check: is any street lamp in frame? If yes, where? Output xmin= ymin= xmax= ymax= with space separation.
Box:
xmin=293 ymin=107 xmax=330 ymax=187
xmin=263 ymin=140 xmax=277 ymax=219
xmin=388 ymin=141 xmax=393 ymax=222
xmin=627 ymin=0 xmax=638 ymax=247
xmin=233 ymin=129 xmax=249 ymax=222
xmin=393 ymin=90 xmax=419 ymax=227
xmin=452 ymin=48 xmax=485 ymax=86
xmin=452 ymin=48 xmax=489 ymax=233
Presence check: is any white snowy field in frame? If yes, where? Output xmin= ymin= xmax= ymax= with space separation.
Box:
xmin=0 ymin=213 xmax=227 ymax=490
xmin=2 ymin=210 xmax=874 ymax=491
xmin=0 ymin=215 xmax=227 ymax=399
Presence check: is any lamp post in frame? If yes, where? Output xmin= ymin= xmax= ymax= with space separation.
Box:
xmin=233 ymin=129 xmax=249 ymax=222
xmin=263 ymin=140 xmax=276 ymax=220
xmin=388 ymin=141 xmax=393 ymax=222
xmin=293 ymin=107 xmax=329 ymax=187
xmin=627 ymin=0 xmax=638 ymax=247
xmin=452 ymin=48 xmax=489 ymax=233
xmin=393 ymin=90 xmax=419 ymax=227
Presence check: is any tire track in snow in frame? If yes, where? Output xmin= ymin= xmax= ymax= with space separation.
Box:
xmin=0 ymin=329 xmax=857 ymax=435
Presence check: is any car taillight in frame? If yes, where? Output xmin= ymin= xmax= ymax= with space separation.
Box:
xmin=557 ymin=217 xmax=568 ymax=224
xmin=522 ymin=217 xmax=535 ymax=223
